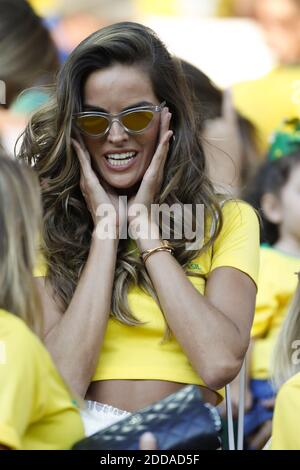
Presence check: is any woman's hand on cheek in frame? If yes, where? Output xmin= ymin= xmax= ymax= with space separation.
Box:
xmin=127 ymin=107 xmax=173 ymax=231
xmin=71 ymin=137 xmax=126 ymax=241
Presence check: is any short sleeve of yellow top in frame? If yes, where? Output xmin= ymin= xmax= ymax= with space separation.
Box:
xmin=232 ymin=66 xmax=300 ymax=156
xmin=271 ymin=372 xmax=300 ymax=450
xmin=0 ymin=309 xmax=84 ymax=450
xmin=250 ymin=246 xmax=300 ymax=380
xmin=34 ymin=200 xmax=259 ymax=403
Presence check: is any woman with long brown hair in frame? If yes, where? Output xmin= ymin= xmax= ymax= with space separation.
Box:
xmin=19 ymin=21 xmax=259 ymax=427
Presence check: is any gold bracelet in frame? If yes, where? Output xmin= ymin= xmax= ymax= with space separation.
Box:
xmin=141 ymin=240 xmax=173 ymax=260
xmin=141 ymin=240 xmax=174 ymax=263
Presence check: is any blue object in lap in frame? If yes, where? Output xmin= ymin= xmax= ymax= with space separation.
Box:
xmin=244 ymin=379 xmax=276 ymax=437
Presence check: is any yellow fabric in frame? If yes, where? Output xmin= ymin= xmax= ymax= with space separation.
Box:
xmin=271 ymin=372 xmax=300 ymax=450
xmin=233 ymin=66 xmax=300 ymax=155
xmin=34 ymin=200 xmax=259 ymax=402
xmin=250 ymin=246 xmax=300 ymax=380
xmin=28 ymin=0 xmax=59 ymax=16
xmin=34 ymin=249 xmax=48 ymax=277
xmin=134 ymin=0 xmax=179 ymax=16
xmin=216 ymin=0 xmax=235 ymax=17
xmin=0 ymin=309 xmax=84 ymax=450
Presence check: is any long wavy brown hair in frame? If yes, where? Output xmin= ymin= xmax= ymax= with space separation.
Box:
xmin=19 ymin=22 xmax=223 ymax=327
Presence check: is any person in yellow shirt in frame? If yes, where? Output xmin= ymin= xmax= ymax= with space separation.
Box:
xmin=233 ymin=0 xmax=300 ymax=156
xmin=0 ymin=153 xmax=85 ymax=450
xmin=0 ymin=310 xmax=85 ymax=450
xmin=240 ymin=148 xmax=300 ymax=448
xmin=270 ymin=273 xmax=300 ymax=449
xmin=271 ymin=372 xmax=300 ymax=449
xmin=19 ymin=22 xmax=259 ymax=429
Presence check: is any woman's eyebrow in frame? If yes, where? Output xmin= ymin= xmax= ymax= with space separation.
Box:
xmin=83 ymin=101 xmax=154 ymax=112
xmin=83 ymin=104 xmax=107 ymax=112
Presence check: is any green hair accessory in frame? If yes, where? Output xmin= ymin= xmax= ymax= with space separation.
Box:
xmin=268 ymin=118 xmax=300 ymax=161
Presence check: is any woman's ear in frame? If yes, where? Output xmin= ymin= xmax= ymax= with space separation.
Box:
xmin=261 ymin=192 xmax=283 ymax=225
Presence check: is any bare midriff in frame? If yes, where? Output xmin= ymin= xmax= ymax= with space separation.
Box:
xmin=85 ymin=380 xmax=219 ymax=412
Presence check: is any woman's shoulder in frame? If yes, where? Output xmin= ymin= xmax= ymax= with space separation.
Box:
xmin=271 ymin=372 xmax=300 ymax=449
xmin=188 ymin=199 xmax=260 ymax=284
xmin=0 ymin=309 xmax=47 ymax=364
xmin=278 ymin=372 xmax=300 ymax=397
xmin=213 ymin=198 xmax=259 ymax=241
xmin=274 ymin=373 xmax=300 ymax=428
xmin=0 ymin=308 xmax=33 ymax=339
xmin=204 ymin=198 xmax=258 ymax=238
xmin=219 ymin=198 xmax=258 ymax=219
xmin=210 ymin=199 xmax=260 ymax=283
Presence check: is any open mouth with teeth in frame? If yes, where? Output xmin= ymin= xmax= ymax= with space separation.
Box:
xmin=105 ymin=151 xmax=137 ymax=167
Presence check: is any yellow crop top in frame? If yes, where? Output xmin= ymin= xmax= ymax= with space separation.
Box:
xmin=34 ymin=200 xmax=260 ymax=402
xmin=0 ymin=309 xmax=84 ymax=449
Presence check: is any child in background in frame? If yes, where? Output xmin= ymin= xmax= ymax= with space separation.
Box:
xmin=240 ymin=138 xmax=300 ymax=448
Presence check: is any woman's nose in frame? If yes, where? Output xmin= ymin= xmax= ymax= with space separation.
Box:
xmin=107 ymin=119 xmax=129 ymax=143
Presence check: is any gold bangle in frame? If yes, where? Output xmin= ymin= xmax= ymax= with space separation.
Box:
xmin=141 ymin=240 xmax=173 ymax=259
xmin=141 ymin=240 xmax=174 ymax=263
xmin=143 ymin=247 xmax=173 ymax=263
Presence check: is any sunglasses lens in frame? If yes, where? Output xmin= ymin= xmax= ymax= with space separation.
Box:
xmin=76 ymin=115 xmax=109 ymax=136
xmin=122 ymin=110 xmax=154 ymax=132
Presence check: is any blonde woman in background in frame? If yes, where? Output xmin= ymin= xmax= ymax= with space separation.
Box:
xmin=0 ymin=152 xmax=85 ymax=449
xmin=270 ymin=273 xmax=300 ymax=450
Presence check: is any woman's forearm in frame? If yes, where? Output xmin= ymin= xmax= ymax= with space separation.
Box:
xmin=137 ymin=234 xmax=254 ymax=389
xmin=44 ymin=234 xmax=118 ymax=396
xmin=145 ymin=257 xmax=242 ymax=385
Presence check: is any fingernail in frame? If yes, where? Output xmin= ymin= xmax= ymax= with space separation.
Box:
xmin=142 ymin=432 xmax=154 ymax=440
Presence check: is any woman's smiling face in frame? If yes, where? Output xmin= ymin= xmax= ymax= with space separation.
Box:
xmin=80 ymin=64 xmax=162 ymax=193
